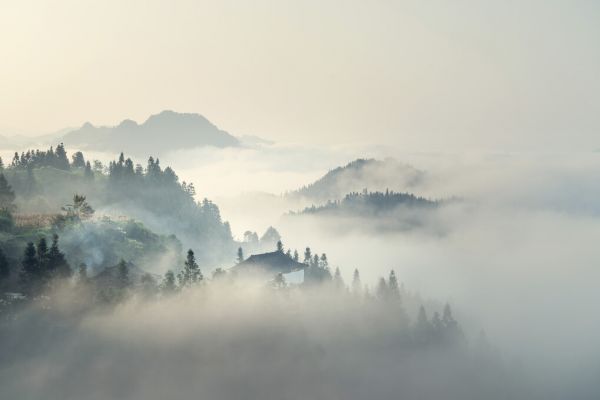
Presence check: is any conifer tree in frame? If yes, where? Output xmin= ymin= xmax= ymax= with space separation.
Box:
xmin=376 ymin=277 xmax=388 ymax=300
xmin=276 ymin=240 xmax=284 ymax=252
xmin=303 ymin=247 xmax=312 ymax=265
xmin=20 ymin=242 xmax=39 ymax=294
xmin=333 ymin=267 xmax=344 ymax=289
xmin=293 ymin=249 xmax=299 ymax=262
xmin=178 ymin=249 xmax=202 ymax=287
xmin=71 ymin=151 xmax=86 ymax=168
xmin=117 ymin=259 xmax=130 ymax=288
xmin=320 ymin=253 xmax=328 ymax=268
xmin=162 ymin=270 xmax=177 ymax=293
xmin=416 ymin=305 xmax=431 ymax=338
xmin=0 ymin=157 xmax=4 ymax=170
xmin=47 ymin=234 xmax=71 ymax=278
xmin=352 ymin=269 xmax=362 ymax=294
xmin=84 ymin=161 xmax=94 ymax=180
xmin=0 ymin=173 xmax=16 ymax=212
xmin=285 ymin=249 xmax=292 ymax=258
xmin=388 ymin=270 xmax=400 ymax=300
xmin=312 ymin=254 xmax=320 ymax=269
xmin=36 ymin=237 xmax=49 ymax=277
xmin=54 ymin=143 xmax=70 ymax=170
xmin=77 ymin=263 xmax=88 ymax=284
xmin=0 ymin=247 xmax=9 ymax=282
xmin=237 ymin=247 xmax=244 ymax=263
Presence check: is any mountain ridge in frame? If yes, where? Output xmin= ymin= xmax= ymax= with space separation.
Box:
xmin=60 ymin=110 xmax=240 ymax=155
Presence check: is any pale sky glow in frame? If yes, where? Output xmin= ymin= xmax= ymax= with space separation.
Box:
xmin=0 ymin=0 xmax=599 ymax=150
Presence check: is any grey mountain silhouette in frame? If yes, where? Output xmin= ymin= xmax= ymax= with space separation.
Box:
xmin=61 ymin=110 xmax=239 ymax=155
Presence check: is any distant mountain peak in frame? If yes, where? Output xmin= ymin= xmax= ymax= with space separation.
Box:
xmin=61 ymin=110 xmax=240 ymax=155
xmin=117 ymin=119 xmax=138 ymax=129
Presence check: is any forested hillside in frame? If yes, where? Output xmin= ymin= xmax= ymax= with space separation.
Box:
xmin=288 ymin=158 xmax=424 ymax=202
xmin=1 ymin=144 xmax=234 ymax=265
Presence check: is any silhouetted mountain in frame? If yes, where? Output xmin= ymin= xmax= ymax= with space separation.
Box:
xmin=61 ymin=110 xmax=240 ymax=155
xmin=288 ymin=158 xmax=424 ymax=202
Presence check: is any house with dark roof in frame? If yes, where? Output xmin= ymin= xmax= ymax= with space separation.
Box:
xmin=230 ymin=251 xmax=306 ymax=283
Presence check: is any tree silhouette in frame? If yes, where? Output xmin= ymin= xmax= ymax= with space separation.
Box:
xmin=0 ymin=173 xmax=16 ymax=213
xmin=237 ymin=247 xmax=244 ymax=263
xmin=117 ymin=259 xmax=130 ymax=289
xmin=178 ymin=249 xmax=202 ymax=287
xmin=162 ymin=270 xmax=177 ymax=293
xmin=0 ymin=247 xmax=9 ymax=282
xmin=351 ymin=269 xmax=362 ymax=295
xmin=20 ymin=242 xmax=39 ymax=294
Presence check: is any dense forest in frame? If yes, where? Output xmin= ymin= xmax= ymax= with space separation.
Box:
xmin=287 ymin=158 xmax=424 ymax=202
xmin=1 ymin=144 xmax=234 ymax=265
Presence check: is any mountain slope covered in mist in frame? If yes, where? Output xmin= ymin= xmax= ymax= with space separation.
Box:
xmin=2 ymin=144 xmax=234 ymax=266
xmin=288 ymin=158 xmax=424 ymax=202
xmin=60 ymin=110 xmax=240 ymax=155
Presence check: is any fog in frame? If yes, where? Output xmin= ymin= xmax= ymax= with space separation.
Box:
xmin=1 ymin=140 xmax=600 ymax=398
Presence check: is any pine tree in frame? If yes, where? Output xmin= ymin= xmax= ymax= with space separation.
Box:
xmin=318 ymin=254 xmax=326 ymax=268
xmin=276 ymin=240 xmax=284 ymax=252
xmin=84 ymin=161 xmax=94 ymax=180
xmin=0 ymin=157 xmax=4 ymax=170
xmin=0 ymin=247 xmax=9 ymax=282
xmin=416 ymin=305 xmax=431 ymax=339
xmin=20 ymin=242 xmax=39 ymax=294
xmin=352 ymin=269 xmax=362 ymax=294
xmin=376 ymin=277 xmax=388 ymax=300
xmin=162 ymin=270 xmax=177 ymax=293
xmin=47 ymin=234 xmax=71 ymax=278
xmin=54 ymin=143 xmax=70 ymax=170
xmin=237 ymin=247 xmax=244 ymax=263
xmin=388 ymin=270 xmax=400 ymax=300
xmin=141 ymin=273 xmax=157 ymax=297
xmin=36 ymin=237 xmax=49 ymax=278
xmin=77 ymin=263 xmax=88 ymax=284
xmin=0 ymin=173 xmax=16 ymax=212
xmin=179 ymin=249 xmax=202 ymax=287
xmin=333 ymin=267 xmax=344 ymax=289
xmin=303 ymin=247 xmax=312 ymax=265
xmin=117 ymin=259 xmax=130 ymax=288
xmin=285 ymin=249 xmax=292 ymax=258
xmin=293 ymin=249 xmax=299 ymax=262
xmin=71 ymin=151 xmax=86 ymax=168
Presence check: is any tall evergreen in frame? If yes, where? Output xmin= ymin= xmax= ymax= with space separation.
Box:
xmin=162 ymin=270 xmax=177 ymax=293
xmin=84 ymin=161 xmax=94 ymax=180
xmin=352 ymin=269 xmax=362 ymax=294
xmin=47 ymin=234 xmax=71 ymax=278
xmin=117 ymin=259 xmax=130 ymax=288
xmin=293 ymin=249 xmax=299 ymax=262
xmin=333 ymin=267 xmax=344 ymax=289
xmin=388 ymin=270 xmax=400 ymax=300
xmin=276 ymin=240 xmax=284 ymax=252
xmin=77 ymin=263 xmax=88 ymax=284
xmin=0 ymin=173 xmax=16 ymax=212
xmin=178 ymin=249 xmax=202 ymax=287
xmin=303 ymin=247 xmax=312 ymax=265
xmin=0 ymin=247 xmax=9 ymax=282
xmin=54 ymin=143 xmax=70 ymax=170
xmin=237 ymin=247 xmax=244 ymax=263
xmin=36 ymin=237 xmax=49 ymax=276
xmin=71 ymin=151 xmax=86 ymax=168
xmin=20 ymin=242 xmax=39 ymax=294
xmin=0 ymin=156 xmax=4 ymax=170
xmin=376 ymin=277 xmax=388 ymax=300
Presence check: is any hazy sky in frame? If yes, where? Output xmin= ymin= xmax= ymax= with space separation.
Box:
xmin=1 ymin=0 xmax=599 ymax=150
